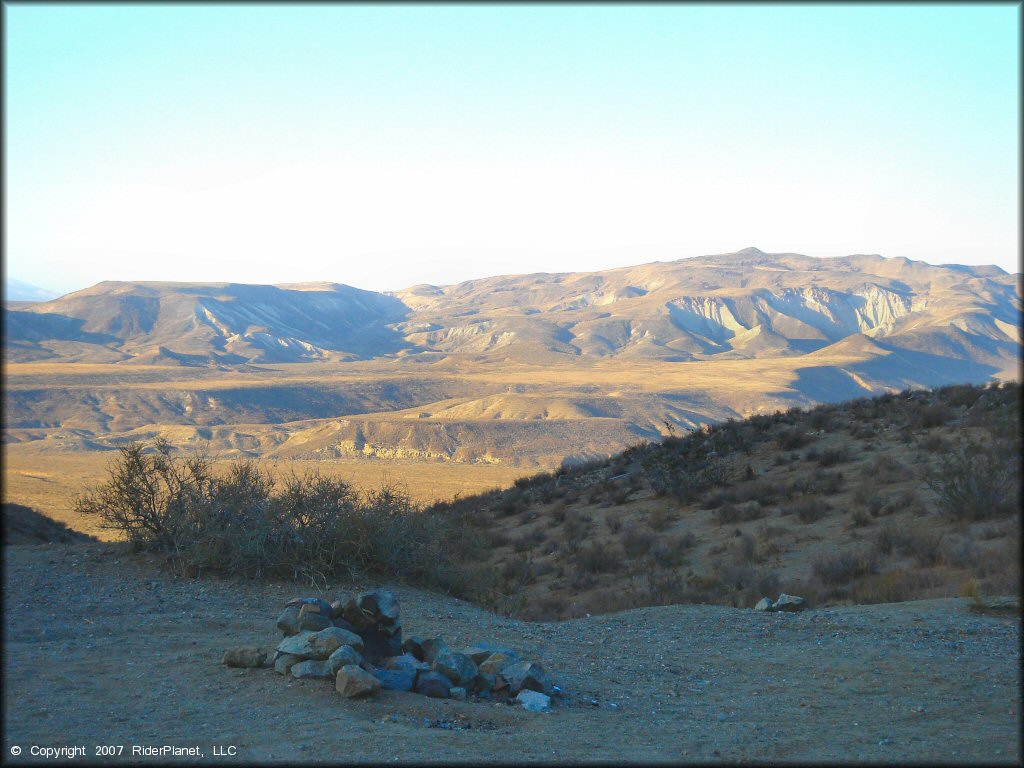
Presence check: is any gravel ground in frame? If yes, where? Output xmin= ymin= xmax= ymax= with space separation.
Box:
xmin=2 ymin=542 xmax=1020 ymax=764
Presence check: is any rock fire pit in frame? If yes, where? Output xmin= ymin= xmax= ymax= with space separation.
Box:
xmin=223 ymin=589 xmax=559 ymax=712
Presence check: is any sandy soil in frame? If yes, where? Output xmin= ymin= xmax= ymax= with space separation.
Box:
xmin=2 ymin=541 xmax=1020 ymax=764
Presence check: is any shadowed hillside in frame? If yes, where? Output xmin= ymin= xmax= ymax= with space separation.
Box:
xmin=426 ymin=381 xmax=1021 ymax=619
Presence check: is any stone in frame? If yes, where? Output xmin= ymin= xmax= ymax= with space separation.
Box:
xmin=276 ymin=605 xmax=302 ymax=636
xmin=286 ymin=597 xmax=333 ymax=616
xmin=276 ymin=627 xmax=364 ymax=660
xmin=275 ymin=653 xmax=302 ymax=676
xmin=402 ymin=636 xmax=426 ymax=661
xmin=773 ymin=594 xmax=807 ymax=612
xmin=372 ymin=668 xmax=416 ymax=692
xmin=753 ymin=597 xmax=775 ymax=612
xmin=502 ymin=661 xmax=552 ymax=695
xmin=478 ymin=651 xmax=520 ymax=676
xmin=222 ymin=646 xmax=268 ymax=668
xmin=383 ymin=653 xmax=430 ymax=675
xmin=471 ymin=672 xmax=497 ymax=693
xmin=357 ymin=589 xmax=400 ymax=625
xmin=290 ymin=659 xmax=334 ymax=680
xmin=379 ymin=619 xmax=402 ymax=638
xmin=359 ymin=627 xmax=403 ymax=664
xmin=298 ymin=608 xmax=333 ymax=632
xmin=332 ymin=617 xmax=358 ymax=633
xmin=327 ymin=646 xmax=363 ymax=676
xmin=433 ymin=649 xmax=478 ymax=687
xmin=449 ymin=687 xmax=467 ymax=702
xmin=462 ymin=642 xmax=512 ymax=665
xmin=421 ymin=637 xmax=449 ymax=664
xmin=415 ymin=670 xmax=454 ymax=699
xmin=335 ymin=665 xmax=381 ymax=698
xmin=516 ymin=690 xmax=552 ymax=712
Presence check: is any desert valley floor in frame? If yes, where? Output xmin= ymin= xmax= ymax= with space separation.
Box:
xmin=2 ymin=541 xmax=1020 ymax=764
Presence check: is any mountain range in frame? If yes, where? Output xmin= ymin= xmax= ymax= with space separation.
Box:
xmin=5 ymin=248 xmax=1020 ymax=377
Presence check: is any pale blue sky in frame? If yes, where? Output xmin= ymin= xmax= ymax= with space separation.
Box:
xmin=5 ymin=3 xmax=1020 ymax=294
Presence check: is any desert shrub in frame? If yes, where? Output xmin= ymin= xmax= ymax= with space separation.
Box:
xmin=701 ymin=488 xmax=737 ymax=509
xmin=575 ymin=540 xmax=624 ymax=574
xmin=911 ymin=402 xmax=951 ymax=429
xmin=816 ymin=446 xmax=852 ymax=467
xmin=873 ymin=525 xmax=943 ymax=567
xmin=812 ymin=549 xmax=879 ymax=585
xmin=732 ymin=479 xmax=786 ymax=506
xmin=926 ymin=437 xmax=1021 ymax=520
xmin=783 ymin=498 xmax=831 ymax=524
xmin=606 ymin=511 xmax=623 ymax=534
xmin=777 ymin=429 xmax=812 ymax=450
xmin=849 ymin=510 xmax=873 ymax=528
xmin=647 ymin=506 xmax=676 ymax=532
xmin=75 ymin=440 xmax=479 ymax=591
xmin=621 ymin=523 xmax=657 ymax=558
xmin=715 ymin=501 xmax=765 ymax=525
xmin=859 ymin=454 xmax=906 ymax=484
xmin=650 ymin=534 xmax=692 ymax=568
xmin=812 ymin=469 xmax=845 ymax=495
xmin=919 ymin=433 xmax=949 ymax=453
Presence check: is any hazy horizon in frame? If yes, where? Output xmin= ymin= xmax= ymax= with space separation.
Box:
xmin=5 ymin=246 xmax=1020 ymax=302
xmin=6 ymin=5 xmax=1019 ymax=294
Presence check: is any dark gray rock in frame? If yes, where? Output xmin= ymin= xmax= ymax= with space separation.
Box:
xmin=402 ymin=636 xmax=426 ymax=661
xmin=415 ymin=670 xmax=454 ymax=699
xmin=222 ymin=646 xmax=269 ymax=668
xmin=275 ymin=653 xmax=302 ymax=675
xmin=462 ymin=642 xmax=513 ymax=665
xmin=421 ymin=637 xmax=449 ymax=664
xmin=290 ymin=659 xmax=334 ymax=680
xmin=276 ymin=605 xmax=302 ymax=636
xmin=298 ymin=610 xmax=333 ymax=632
xmin=478 ymin=651 xmax=520 ymax=676
xmin=276 ymin=627 xmax=364 ymax=660
xmin=357 ymin=589 xmax=400 ymax=625
xmin=773 ymin=594 xmax=807 ymax=612
xmin=336 ymin=665 xmax=381 ymax=698
xmin=332 ymin=617 xmax=357 ymax=633
xmin=372 ymin=668 xmax=416 ymax=692
xmin=753 ymin=597 xmax=775 ymax=612
xmin=433 ymin=649 xmax=478 ymax=687
xmin=327 ymin=645 xmax=362 ymax=676
xmin=471 ymin=672 xmax=497 ymax=693
xmin=359 ymin=626 xmax=403 ymax=664
xmin=286 ymin=597 xmax=333 ymax=616
xmin=516 ymin=690 xmax=552 ymax=712
xmin=502 ymin=661 xmax=552 ymax=695
xmin=383 ymin=653 xmax=430 ymax=675
xmin=449 ymin=686 xmax=467 ymax=701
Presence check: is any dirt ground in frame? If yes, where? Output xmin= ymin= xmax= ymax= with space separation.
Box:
xmin=2 ymin=541 xmax=1020 ymax=764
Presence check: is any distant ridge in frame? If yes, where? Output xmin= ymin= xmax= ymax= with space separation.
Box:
xmin=3 ymin=250 xmax=1019 ymax=381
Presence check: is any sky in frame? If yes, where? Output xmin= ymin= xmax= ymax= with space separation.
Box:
xmin=4 ymin=3 xmax=1020 ymax=295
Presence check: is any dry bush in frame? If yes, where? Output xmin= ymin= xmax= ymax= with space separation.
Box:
xmin=777 ymin=429 xmax=813 ymax=450
xmin=715 ymin=501 xmax=765 ymax=525
xmin=926 ymin=437 xmax=1020 ymax=520
xmin=783 ymin=498 xmax=831 ymax=524
xmin=75 ymin=439 xmax=480 ymax=592
xmin=647 ymin=506 xmax=676 ymax=532
xmin=621 ymin=523 xmax=657 ymax=558
xmin=816 ymin=446 xmax=852 ymax=467
xmin=812 ymin=548 xmax=879 ymax=585
xmin=574 ymin=540 xmax=624 ymax=574
xmin=859 ymin=454 xmax=906 ymax=484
